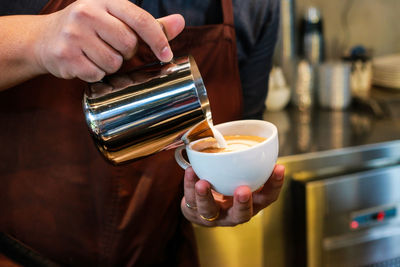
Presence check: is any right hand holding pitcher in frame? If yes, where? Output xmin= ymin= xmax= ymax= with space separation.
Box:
xmin=34 ymin=0 xmax=184 ymax=82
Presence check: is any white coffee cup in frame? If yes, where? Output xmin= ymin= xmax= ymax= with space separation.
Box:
xmin=174 ymin=120 xmax=279 ymax=196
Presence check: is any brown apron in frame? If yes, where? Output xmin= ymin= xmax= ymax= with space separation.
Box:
xmin=0 ymin=0 xmax=242 ymax=266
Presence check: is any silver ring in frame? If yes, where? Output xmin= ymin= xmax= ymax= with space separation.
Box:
xmin=186 ymin=202 xmax=197 ymax=210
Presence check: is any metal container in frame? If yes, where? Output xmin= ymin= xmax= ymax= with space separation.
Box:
xmin=292 ymin=60 xmax=315 ymax=110
xmin=301 ymin=6 xmax=324 ymax=65
xmin=318 ymin=62 xmax=352 ymax=110
xmin=83 ymin=55 xmax=213 ymax=165
xmin=274 ymin=0 xmax=296 ymax=86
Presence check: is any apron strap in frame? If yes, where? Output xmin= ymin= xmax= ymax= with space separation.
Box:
xmin=221 ymin=0 xmax=235 ymax=26
xmin=40 ymin=0 xmax=75 ymax=14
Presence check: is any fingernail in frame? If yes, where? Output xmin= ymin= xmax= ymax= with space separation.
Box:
xmin=196 ymin=186 xmax=208 ymax=196
xmin=275 ymin=165 xmax=285 ymax=181
xmin=239 ymin=193 xmax=250 ymax=203
xmin=160 ymin=46 xmax=173 ymax=62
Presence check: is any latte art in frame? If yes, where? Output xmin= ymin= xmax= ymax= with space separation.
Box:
xmin=191 ymin=135 xmax=266 ymax=153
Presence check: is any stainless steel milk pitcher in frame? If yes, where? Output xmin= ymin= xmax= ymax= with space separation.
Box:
xmin=83 ymin=55 xmax=213 ymax=165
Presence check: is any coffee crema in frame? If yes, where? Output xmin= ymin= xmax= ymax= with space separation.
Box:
xmin=191 ymin=135 xmax=266 ymax=153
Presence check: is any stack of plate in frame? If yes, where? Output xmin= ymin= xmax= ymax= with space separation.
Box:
xmin=372 ymin=54 xmax=400 ymax=89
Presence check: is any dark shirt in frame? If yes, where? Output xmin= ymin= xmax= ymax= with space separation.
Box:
xmin=0 ymin=0 xmax=48 ymax=14
xmin=0 ymin=0 xmax=279 ymax=118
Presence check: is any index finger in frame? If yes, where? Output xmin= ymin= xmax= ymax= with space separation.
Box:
xmin=106 ymin=0 xmax=173 ymax=62
xmin=183 ymin=167 xmax=199 ymax=210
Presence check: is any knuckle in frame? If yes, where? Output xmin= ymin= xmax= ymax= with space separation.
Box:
xmin=53 ymin=44 xmax=73 ymax=61
xmin=93 ymin=71 xmax=106 ymax=82
xmin=119 ymin=33 xmax=137 ymax=58
xmin=106 ymin=53 xmax=123 ymax=73
xmin=70 ymin=3 xmax=93 ymax=21
xmin=61 ymin=25 xmax=79 ymax=42
xmin=59 ymin=69 xmax=74 ymax=80
xmin=81 ymin=69 xmax=105 ymax=83
xmin=133 ymin=11 xmax=152 ymax=29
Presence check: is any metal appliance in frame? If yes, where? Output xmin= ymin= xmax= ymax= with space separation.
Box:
xmin=285 ymin=141 xmax=400 ymax=267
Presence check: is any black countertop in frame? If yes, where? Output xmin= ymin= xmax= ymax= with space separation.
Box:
xmin=263 ymin=88 xmax=400 ymax=157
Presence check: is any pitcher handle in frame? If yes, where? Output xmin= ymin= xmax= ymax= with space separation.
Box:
xmin=174 ymin=146 xmax=191 ymax=170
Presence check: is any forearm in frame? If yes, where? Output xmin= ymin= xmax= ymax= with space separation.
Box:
xmin=0 ymin=0 xmax=184 ymax=91
xmin=0 ymin=15 xmax=48 ymax=91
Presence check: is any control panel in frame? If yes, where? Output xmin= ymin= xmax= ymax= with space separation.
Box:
xmin=350 ymin=206 xmax=397 ymax=229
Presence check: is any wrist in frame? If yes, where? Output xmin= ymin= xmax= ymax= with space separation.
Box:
xmin=0 ymin=15 xmax=51 ymax=90
xmin=29 ymin=14 xmax=52 ymax=76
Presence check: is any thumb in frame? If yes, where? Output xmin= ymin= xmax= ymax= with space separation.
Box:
xmin=157 ymin=14 xmax=185 ymax=41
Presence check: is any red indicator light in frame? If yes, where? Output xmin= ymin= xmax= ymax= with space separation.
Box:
xmin=377 ymin=211 xmax=385 ymax=221
xmin=350 ymin=221 xmax=359 ymax=229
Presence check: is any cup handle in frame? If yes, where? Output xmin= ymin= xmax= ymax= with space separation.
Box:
xmin=174 ymin=146 xmax=191 ymax=170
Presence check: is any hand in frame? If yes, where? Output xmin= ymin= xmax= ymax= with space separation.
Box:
xmin=34 ymin=0 xmax=185 ymax=82
xmin=181 ymin=164 xmax=285 ymax=226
